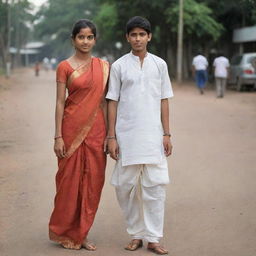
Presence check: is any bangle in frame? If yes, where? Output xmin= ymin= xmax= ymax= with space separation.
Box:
xmin=106 ymin=136 xmax=116 ymax=140
xmin=163 ymin=133 xmax=171 ymax=137
xmin=54 ymin=135 xmax=62 ymax=140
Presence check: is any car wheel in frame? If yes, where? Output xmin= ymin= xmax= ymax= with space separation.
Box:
xmin=236 ymin=77 xmax=243 ymax=91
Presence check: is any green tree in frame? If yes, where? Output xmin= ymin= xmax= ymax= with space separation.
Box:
xmin=94 ymin=2 xmax=118 ymax=56
xmin=199 ymin=0 xmax=256 ymax=58
xmin=0 ymin=0 xmax=9 ymax=71
xmin=12 ymin=0 xmax=33 ymax=67
xmin=166 ymin=0 xmax=224 ymax=41
xmin=34 ymin=0 xmax=256 ymax=78
xmin=35 ymin=0 xmax=97 ymax=59
xmin=165 ymin=0 xmax=224 ymax=77
xmin=0 ymin=0 xmax=32 ymax=74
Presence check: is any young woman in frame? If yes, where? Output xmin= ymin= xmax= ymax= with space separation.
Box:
xmin=49 ymin=19 xmax=109 ymax=250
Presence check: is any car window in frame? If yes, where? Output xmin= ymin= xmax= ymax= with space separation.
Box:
xmin=231 ymin=55 xmax=242 ymax=65
xmin=247 ymin=56 xmax=256 ymax=67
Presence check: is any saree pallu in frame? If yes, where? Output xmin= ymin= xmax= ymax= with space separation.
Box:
xmin=49 ymin=58 xmax=109 ymax=249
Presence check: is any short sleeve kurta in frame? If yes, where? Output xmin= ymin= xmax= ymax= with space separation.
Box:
xmin=106 ymin=52 xmax=173 ymax=166
xmin=213 ymin=56 xmax=230 ymax=78
xmin=192 ymin=55 xmax=208 ymax=70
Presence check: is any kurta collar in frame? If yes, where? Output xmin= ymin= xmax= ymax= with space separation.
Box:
xmin=129 ymin=51 xmax=149 ymax=62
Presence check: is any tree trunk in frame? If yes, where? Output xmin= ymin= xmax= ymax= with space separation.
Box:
xmin=5 ymin=0 xmax=11 ymax=77
xmin=188 ymin=37 xmax=193 ymax=78
xmin=167 ymin=44 xmax=176 ymax=78
xmin=14 ymin=0 xmax=22 ymax=67
xmin=182 ymin=43 xmax=189 ymax=80
xmin=0 ymin=34 xmax=7 ymax=68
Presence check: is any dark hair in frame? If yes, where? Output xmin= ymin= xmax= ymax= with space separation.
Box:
xmin=217 ymin=52 xmax=224 ymax=57
xmin=126 ymin=16 xmax=151 ymax=35
xmin=196 ymin=50 xmax=203 ymax=55
xmin=71 ymin=19 xmax=96 ymax=39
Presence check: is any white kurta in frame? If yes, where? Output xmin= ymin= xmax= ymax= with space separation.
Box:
xmin=192 ymin=55 xmax=208 ymax=70
xmin=213 ymin=56 xmax=230 ymax=78
xmin=106 ymin=52 xmax=173 ymax=166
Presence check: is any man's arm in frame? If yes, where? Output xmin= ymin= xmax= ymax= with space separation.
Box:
xmin=226 ymin=67 xmax=230 ymax=79
xmin=107 ymin=100 xmax=119 ymax=160
xmin=192 ymin=65 xmax=196 ymax=77
xmin=226 ymin=60 xmax=230 ymax=79
xmin=161 ymin=98 xmax=172 ymax=156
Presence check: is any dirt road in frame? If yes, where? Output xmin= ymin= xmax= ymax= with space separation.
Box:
xmin=0 ymin=69 xmax=256 ymax=256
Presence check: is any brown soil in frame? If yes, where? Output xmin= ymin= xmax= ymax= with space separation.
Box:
xmin=0 ymin=69 xmax=256 ymax=256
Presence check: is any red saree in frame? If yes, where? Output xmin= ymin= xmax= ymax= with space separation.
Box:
xmin=49 ymin=57 xmax=109 ymax=249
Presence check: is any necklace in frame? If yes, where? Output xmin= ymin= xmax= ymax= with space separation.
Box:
xmin=73 ymin=56 xmax=92 ymax=69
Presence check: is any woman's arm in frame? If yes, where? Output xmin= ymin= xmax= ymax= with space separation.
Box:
xmin=54 ymin=82 xmax=66 ymax=158
xmin=101 ymin=98 xmax=108 ymax=129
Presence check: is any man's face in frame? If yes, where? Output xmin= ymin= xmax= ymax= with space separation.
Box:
xmin=126 ymin=27 xmax=151 ymax=53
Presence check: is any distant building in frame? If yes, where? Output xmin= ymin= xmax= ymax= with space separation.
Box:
xmin=9 ymin=41 xmax=44 ymax=66
xmin=233 ymin=25 xmax=256 ymax=54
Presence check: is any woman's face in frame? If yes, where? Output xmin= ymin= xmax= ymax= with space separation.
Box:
xmin=72 ymin=27 xmax=96 ymax=54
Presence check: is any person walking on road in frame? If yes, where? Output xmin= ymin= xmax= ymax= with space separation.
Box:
xmin=213 ymin=53 xmax=230 ymax=98
xmin=49 ymin=19 xmax=109 ymax=250
xmin=192 ymin=52 xmax=208 ymax=94
xmin=34 ymin=61 xmax=40 ymax=76
xmin=106 ymin=16 xmax=173 ymax=255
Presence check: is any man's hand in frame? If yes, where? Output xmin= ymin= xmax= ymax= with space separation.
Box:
xmin=107 ymin=139 xmax=119 ymax=160
xmin=163 ymin=136 xmax=172 ymax=156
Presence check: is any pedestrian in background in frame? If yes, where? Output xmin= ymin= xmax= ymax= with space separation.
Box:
xmin=34 ymin=61 xmax=40 ymax=76
xmin=107 ymin=16 xmax=173 ymax=255
xmin=213 ymin=52 xmax=230 ymax=98
xmin=49 ymin=19 xmax=109 ymax=251
xmin=42 ymin=57 xmax=50 ymax=71
xmin=192 ymin=52 xmax=208 ymax=94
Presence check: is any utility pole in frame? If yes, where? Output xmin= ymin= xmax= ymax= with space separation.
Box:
xmin=6 ymin=0 xmax=12 ymax=78
xmin=177 ymin=0 xmax=184 ymax=84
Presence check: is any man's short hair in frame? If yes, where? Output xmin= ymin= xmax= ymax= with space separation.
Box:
xmin=126 ymin=16 xmax=151 ymax=35
xmin=217 ymin=52 xmax=224 ymax=57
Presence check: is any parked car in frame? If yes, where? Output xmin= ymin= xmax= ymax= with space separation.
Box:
xmin=229 ymin=53 xmax=256 ymax=91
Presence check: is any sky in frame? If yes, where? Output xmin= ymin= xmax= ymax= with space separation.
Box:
xmin=29 ymin=0 xmax=47 ymax=7
xmin=28 ymin=0 xmax=48 ymax=15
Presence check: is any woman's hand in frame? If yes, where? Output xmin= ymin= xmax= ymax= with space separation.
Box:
xmin=163 ymin=136 xmax=173 ymax=157
xmin=54 ymin=138 xmax=66 ymax=158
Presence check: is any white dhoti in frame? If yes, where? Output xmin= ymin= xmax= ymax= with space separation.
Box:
xmin=111 ymin=157 xmax=169 ymax=243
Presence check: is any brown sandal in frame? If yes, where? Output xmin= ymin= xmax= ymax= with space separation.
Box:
xmin=82 ymin=239 xmax=97 ymax=251
xmin=125 ymin=239 xmax=143 ymax=251
xmin=147 ymin=244 xmax=168 ymax=255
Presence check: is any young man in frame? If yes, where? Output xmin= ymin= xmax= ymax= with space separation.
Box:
xmin=213 ymin=53 xmax=230 ymax=98
xmin=106 ymin=16 xmax=173 ymax=255
xmin=192 ymin=52 xmax=208 ymax=94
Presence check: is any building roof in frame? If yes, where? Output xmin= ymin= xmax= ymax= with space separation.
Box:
xmin=9 ymin=47 xmax=39 ymax=55
xmin=25 ymin=41 xmax=45 ymax=49
xmin=233 ymin=25 xmax=256 ymax=43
